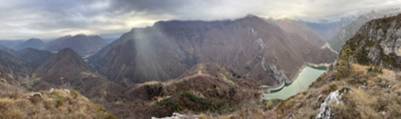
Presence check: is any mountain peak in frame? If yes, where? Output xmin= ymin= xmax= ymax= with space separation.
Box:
xmin=46 ymin=34 xmax=107 ymax=57
xmin=238 ymin=14 xmax=266 ymax=22
xmin=35 ymin=48 xmax=92 ymax=81
xmin=244 ymin=14 xmax=261 ymax=19
xmin=51 ymin=48 xmax=88 ymax=68
xmin=16 ymin=38 xmax=45 ymax=50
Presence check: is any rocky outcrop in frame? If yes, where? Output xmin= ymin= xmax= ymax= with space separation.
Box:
xmin=330 ymin=9 xmax=401 ymax=51
xmin=338 ymin=14 xmax=401 ymax=73
xmin=316 ymin=89 xmax=347 ymax=119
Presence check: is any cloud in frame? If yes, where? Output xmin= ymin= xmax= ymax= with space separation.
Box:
xmin=108 ymin=0 xmax=401 ymax=20
xmin=0 ymin=0 xmax=401 ymax=40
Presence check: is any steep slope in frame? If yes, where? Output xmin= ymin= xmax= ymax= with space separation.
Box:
xmin=273 ymin=65 xmax=401 ymax=119
xmin=32 ymin=48 xmax=123 ymax=103
xmin=337 ymin=13 xmax=401 ymax=75
xmin=0 ymin=47 xmax=30 ymax=85
xmin=15 ymin=38 xmax=45 ymax=50
xmin=90 ymin=15 xmax=336 ymax=85
xmin=16 ymin=48 xmax=53 ymax=69
xmin=330 ymin=9 xmax=401 ymax=51
xmin=45 ymin=34 xmax=108 ymax=57
xmin=270 ymin=13 xmax=401 ymax=119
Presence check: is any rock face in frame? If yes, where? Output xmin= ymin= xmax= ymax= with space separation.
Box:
xmin=90 ymin=15 xmax=336 ymax=85
xmin=15 ymin=38 xmax=45 ymax=50
xmin=315 ymin=89 xmax=346 ymax=119
xmin=330 ymin=9 xmax=401 ymax=51
xmin=45 ymin=34 xmax=108 ymax=57
xmin=338 ymin=14 xmax=401 ymax=71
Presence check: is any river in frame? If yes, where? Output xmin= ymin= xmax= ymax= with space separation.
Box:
xmin=263 ymin=66 xmax=327 ymax=100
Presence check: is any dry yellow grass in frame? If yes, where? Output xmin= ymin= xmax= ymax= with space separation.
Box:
xmin=270 ymin=63 xmax=401 ymax=119
xmin=0 ymin=89 xmax=116 ymax=119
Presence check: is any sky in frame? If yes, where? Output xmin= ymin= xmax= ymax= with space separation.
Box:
xmin=1 ymin=0 xmax=401 ymax=40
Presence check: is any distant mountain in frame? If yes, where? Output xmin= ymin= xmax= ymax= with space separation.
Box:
xmin=45 ymin=34 xmax=108 ymax=57
xmin=35 ymin=48 xmax=93 ymax=80
xmin=273 ymin=19 xmax=326 ymax=47
xmin=90 ymin=15 xmax=336 ymax=85
xmin=33 ymin=48 xmax=123 ymax=103
xmin=16 ymin=48 xmax=53 ymax=69
xmin=15 ymin=38 xmax=45 ymax=50
xmin=0 ymin=40 xmax=24 ymax=49
xmin=0 ymin=44 xmax=17 ymax=55
xmin=303 ymin=18 xmax=354 ymax=41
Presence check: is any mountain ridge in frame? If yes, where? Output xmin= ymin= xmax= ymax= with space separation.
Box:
xmin=89 ymin=15 xmax=336 ymax=86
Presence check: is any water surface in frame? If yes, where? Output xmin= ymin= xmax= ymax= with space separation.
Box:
xmin=264 ymin=66 xmax=326 ymax=100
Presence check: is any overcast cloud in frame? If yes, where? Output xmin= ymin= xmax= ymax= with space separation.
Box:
xmin=0 ymin=0 xmax=401 ymax=40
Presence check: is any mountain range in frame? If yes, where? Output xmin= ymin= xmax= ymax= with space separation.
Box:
xmin=89 ymin=15 xmax=336 ymax=86
xmin=1 ymin=34 xmax=110 ymax=58
xmin=2 ymin=12 xmax=399 ymax=119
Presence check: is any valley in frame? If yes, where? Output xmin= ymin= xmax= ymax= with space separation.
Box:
xmin=0 ymin=1 xmax=401 ymax=119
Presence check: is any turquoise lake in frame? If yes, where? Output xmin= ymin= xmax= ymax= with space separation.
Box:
xmin=264 ymin=66 xmax=327 ymax=100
